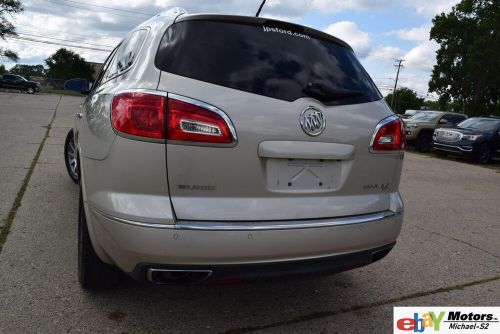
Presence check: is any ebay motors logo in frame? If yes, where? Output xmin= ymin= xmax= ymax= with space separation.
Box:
xmin=396 ymin=311 xmax=445 ymax=332
xmin=394 ymin=307 xmax=500 ymax=333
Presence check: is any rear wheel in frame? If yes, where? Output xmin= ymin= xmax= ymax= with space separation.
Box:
xmin=64 ymin=130 xmax=79 ymax=184
xmin=416 ymin=132 xmax=433 ymax=152
xmin=475 ymin=143 xmax=492 ymax=164
xmin=78 ymin=190 xmax=121 ymax=290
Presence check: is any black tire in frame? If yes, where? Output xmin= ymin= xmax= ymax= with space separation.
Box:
xmin=64 ymin=130 xmax=79 ymax=184
xmin=78 ymin=191 xmax=121 ymax=290
xmin=475 ymin=143 xmax=492 ymax=164
xmin=26 ymin=87 xmax=35 ymax=94
xmin=416 ymin=132 xmax=433 ymax=152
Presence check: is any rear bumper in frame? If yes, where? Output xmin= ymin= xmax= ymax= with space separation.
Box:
xmin=87 ymin=199 xmax=404 ymax=276
xmin=132 ymin=242 xmax=396 ymax=284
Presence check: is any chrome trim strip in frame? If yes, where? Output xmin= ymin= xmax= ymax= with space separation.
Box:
xmin=433 ymin=143 xmax=473 ymax=152
xmin=115 ymin=88 xmax=169 ymax=97
xmin=90 ymin=206 xmax=397 ymax=231
xmin=168 ymin=93 xmax=238 ymax=144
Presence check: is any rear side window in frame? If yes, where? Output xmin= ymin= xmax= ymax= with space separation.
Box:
xmin=106 ymin=29 xmax=148 ymax=80
xmin=442 ymin=114 xmax=466 ymax=125
xmin=88 ymin=47 xmax=118 ymax=94
xmin=155 ymin=20 xmax=381 ymax=106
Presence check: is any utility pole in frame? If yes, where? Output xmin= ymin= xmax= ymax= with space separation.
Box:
xmin=391 ymin=59 xmax=404 ymax=111
xmin=256 ymin=0 xmax=266 ymax=17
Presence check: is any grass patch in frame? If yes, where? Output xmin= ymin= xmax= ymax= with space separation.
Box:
xmin=0 ymin=96 xmax=62 ymax=253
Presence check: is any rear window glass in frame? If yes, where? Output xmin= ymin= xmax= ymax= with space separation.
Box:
xmin=458 ymin=118 xmax=500 ymax=131
xmin=155 ymin=20 xmax=381 ymax=106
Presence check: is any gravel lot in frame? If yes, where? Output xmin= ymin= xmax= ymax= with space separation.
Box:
xmin=0 ymin=92 xmax=499 ymax=333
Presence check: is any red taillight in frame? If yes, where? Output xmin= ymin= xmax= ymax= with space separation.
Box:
xmin=370 ymin=115 xmax=405 ymax=152
xmin=167 ymin=98 xmax=233 ymax=144
xmin=111 ymin=92 xmax=165 ymax=139
xmin=111 ymin=92 xmax=235 ymax=144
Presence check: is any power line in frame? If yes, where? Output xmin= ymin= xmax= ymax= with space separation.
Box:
xmin=6 ymin=35 xmax=112 ymax=52
xmin=17 ymin=32 xmax=116 ymax=49
xmin=56 ymin=0 xmax=155 ymax=16
xmin=35 ymin=1 xmax=148 ymax=20
xmin=4 ymin=42 xmax=109 ymax=60
xmin=16 ymin=26 xmax=121 ymax=43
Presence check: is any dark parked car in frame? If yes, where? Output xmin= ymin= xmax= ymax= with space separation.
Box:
xmin=0 ymin=74 xmax=40 ymax=94
xmin=404 ymin=111 xmax=467 ymax=152
xmin=432 ymin=116 xmax=500 ymax=163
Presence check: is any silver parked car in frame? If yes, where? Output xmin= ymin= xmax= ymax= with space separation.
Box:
xmin=64 ymin=9 xmax=405 ymax=289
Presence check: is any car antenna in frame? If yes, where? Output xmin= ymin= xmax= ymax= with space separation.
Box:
xmin=256 ymin=0 xmax=266 ymax=17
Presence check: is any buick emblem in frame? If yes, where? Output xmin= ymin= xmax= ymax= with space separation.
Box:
xmin=300 ymin=107 xmax=326 ymax=136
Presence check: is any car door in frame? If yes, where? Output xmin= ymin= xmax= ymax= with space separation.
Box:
xmin=2 ymin=75 xmax=16 ymax=89
xmin=12 ymin=76 xmax=25 ymax=90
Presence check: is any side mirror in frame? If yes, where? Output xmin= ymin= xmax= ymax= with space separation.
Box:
xmin=439 ymin=119 xmax=449 ymax=124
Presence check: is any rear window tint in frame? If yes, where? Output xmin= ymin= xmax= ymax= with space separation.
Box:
xmin=155 ymin=20 xmax=381 ymax=106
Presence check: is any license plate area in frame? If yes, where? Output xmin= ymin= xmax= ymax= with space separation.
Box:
xmin=265 ymin=158 xmax=341 ymax=192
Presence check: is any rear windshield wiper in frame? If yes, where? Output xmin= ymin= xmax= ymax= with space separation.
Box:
xmin=302 ymin=82 xmax=364 ymax=103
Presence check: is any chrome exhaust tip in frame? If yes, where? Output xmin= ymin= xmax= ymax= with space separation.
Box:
xmin=147 ymin=268 xmax=213 ymax=285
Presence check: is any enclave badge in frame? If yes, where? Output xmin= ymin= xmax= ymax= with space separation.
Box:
xmin=300 ymin=107 xmax=326 ymax=136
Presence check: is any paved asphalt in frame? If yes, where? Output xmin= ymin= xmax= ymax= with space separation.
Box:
xmin=0 ymin=92 xmax=499 ymax=333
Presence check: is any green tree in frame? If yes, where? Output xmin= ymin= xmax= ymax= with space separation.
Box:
xmin=45 ymin=48 xmax=94 ymax=81
xmin=0 ymin=64 xmax=6 ymax=74
xmin=0 ymin=0 xmax=24 ymax=62
xmin=421 ymin=99 xmax=462 ymax=112
xmin=384 ymin=87 xmax=424 ymax=114
xmin=9 ymin=64 xmax=45 ymax=78
xmin=429 ymin=0 xmax=500 ymax=115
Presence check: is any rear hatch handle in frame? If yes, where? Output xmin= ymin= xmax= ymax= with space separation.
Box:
xmin=258 ymin=141 xmax=355 ymax=160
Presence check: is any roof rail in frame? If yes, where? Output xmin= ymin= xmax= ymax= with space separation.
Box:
xmin=156 ymin=7 xmax=187 ymax=18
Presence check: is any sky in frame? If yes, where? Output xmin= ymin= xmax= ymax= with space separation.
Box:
xmin=2 ymin=0 xmax=461 ymax=99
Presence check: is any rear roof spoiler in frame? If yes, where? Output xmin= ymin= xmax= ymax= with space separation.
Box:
xmin=174 ymin=14 xmax=353 ymax=51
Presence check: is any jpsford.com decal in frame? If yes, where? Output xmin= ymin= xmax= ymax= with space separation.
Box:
xmin=394 ymin=307 xmax=499 ymax=333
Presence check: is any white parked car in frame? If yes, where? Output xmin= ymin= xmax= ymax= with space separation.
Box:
xmin=64 ymin=9 xmax=405 ymax=289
